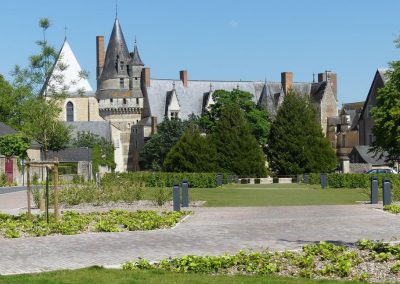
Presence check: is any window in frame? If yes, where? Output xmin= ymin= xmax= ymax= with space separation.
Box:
xmin=110 ymin=98 xmax=113 ymax=103
xmin=170 ymin=111 xmax=179 ymax=119
xmin=66 ymin=102 xmax=74 ymax=122
xmin=135 ymin=77 xmax=138 ymax=80
xmin=120 ymin=78 xmax=124 ymax=89
xmin=342 ymin=134 xmax=346 ymax=147
xmin=120 ymin=61 xmax=124 ymax=71
xmin=136 ymin=98 xmax=139 ymax=104
xmin=123 ymin=98 xmax=127 ymax=104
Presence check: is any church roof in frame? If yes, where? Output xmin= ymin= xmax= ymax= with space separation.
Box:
xmin=100 ymin=18 xmax=131 ymax=80
xmin=65 ymin=121 xmax=113 ymax=142
xmin=45 ymin=40 xmax=93 ymax=94
xmin=130 ymin=43 xmax=144 ymax=66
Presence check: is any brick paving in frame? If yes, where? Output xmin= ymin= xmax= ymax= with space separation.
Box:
xmin=0 ymin=204 xmax=400 ymax=275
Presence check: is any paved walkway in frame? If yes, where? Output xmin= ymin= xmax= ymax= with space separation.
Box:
xmin=0 ymin=204 xmax=400 ymax=275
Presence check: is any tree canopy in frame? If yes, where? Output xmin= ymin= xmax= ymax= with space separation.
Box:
xmin=267 ymin=92 xmax=337 ymax=175
xmin=199 ymin=89 xmax=270 ymax=148
xmin=371 ymin=60 xmax=400 ymax=166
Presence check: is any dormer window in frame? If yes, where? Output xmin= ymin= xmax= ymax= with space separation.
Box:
xmin=170 ymin=111 xmax=179 ymax=120
xmin=120 ymin=62 xmax=124 ymax=71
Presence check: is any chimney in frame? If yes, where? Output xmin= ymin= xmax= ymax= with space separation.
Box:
xmin=318 ymin=71 xmax=337 ymax=100
xmin=96 ymin=36 xmax=105 ymax=79
xmin=180 ymin=70 xmax=188 ymax=87
xmin=151 ymin=116 xmax=158 ymax=135
xmin=142 ymin=67 xmax=151 ymax=87
xmin=281 ymin=72 xmax=293 ymax=94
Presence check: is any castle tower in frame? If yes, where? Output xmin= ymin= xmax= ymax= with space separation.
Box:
xmin=96 ymin=18 xmax=146 ymax=171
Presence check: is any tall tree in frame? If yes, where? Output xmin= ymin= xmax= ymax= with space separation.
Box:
xmin=371 ymin=60 xmax=400 ymax=166
xmin=211 ymin=104 xmax=266 ymax=177
xmin=139 ymin=118 xmax=191 ymax=171
xmin=199 ymin=89 xmax=270 ymax=147
xmin=267 ymin=92 xmax=337 ymax=175
xmin=163 ymin=124 xmax=217 ymax=172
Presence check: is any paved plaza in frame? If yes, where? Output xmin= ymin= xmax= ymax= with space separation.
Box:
xmin=0 ymin=191 xmax=400 ymax=275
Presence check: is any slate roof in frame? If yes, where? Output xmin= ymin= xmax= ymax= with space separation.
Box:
xmin=130 ymin=43 xmax=144 ymax=66
xmin=350 ymin=145 xmax=387 ymax=165
xmin=0 ymin=122 xmax=16 ymax=136
xmin=44 ymin=147 xmax=92 ymax=162
xmin=65 ymin=121 xmax=112 ymax=142
xmin=100 ymin=18 xmax=131 ymax=80
xmin=146 ymin=79 xmax=321 ymax=123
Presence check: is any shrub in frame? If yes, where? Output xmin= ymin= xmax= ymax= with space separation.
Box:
xmin=152 ymin=187 xmax=171 ymax=206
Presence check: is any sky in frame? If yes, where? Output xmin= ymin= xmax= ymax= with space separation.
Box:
xmin=1 ymin=0 xmax=400 ymax=105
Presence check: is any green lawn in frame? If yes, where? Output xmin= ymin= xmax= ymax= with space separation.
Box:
xmin=141 ymin=183 xmax=369 ymax=207
xmin=0 ymin=267 xmax=360 ymax=284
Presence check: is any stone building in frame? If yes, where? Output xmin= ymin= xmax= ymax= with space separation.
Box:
xmin=51 ymin=17 xmax=339 ymax=172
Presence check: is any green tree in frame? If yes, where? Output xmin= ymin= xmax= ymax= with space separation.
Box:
xmin=199 ymin=89 xmax=270 ymax=147
xmin=140 ymin=118 xmax=191 ymax=171
xmin=11 ymin=18 xmax=71 ymax=156
xmin=71 ymin=131 xmax=115 ymax=174
xmin=211 ymin=104 xmax=266 ymax=177
xmin=371 ymin=60 xmax=400 ymax=166
xmin=0 ymin=133 xmax=30 ymax=159
xmin=267 ymin=92 xmax=337 ymax=175
xmin=163 ymin=124 xmax=218 ymax=172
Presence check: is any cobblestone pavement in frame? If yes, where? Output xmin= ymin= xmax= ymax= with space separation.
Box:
xmin=0 ymin=204 xmax=400 ymax=274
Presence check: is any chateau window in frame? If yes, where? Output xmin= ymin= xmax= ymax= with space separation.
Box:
xmin=123 ymin=98 xmax=127 ymax=104
xmin=120 ymin=78 xmax=124 ymax=89
xmin=120 ymin=62 xmax=124 ymax=71
xmin=135 ymin=77 xmax=138 ymax=80
xmin=136 ymin=98 xmax=139 ymax=104
xmin=66 ymin=102 xmax=74 ymax=122
xmin=110 ymin=98 xmax=113 ymax=103
xmin=170 ymin=111 xmax=179 ymax=120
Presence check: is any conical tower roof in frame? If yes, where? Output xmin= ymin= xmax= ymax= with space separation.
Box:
xmin=100 ymin=18 xmax=131 ymax=80
xmin=44 ymin=39 xmax=93 ymax=95
xmin=130 ymin=43 xmax=144 ymax=66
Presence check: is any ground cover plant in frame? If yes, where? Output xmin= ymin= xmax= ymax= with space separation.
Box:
xmin=0 ymin=265 xmax=362 ymax=284
xmin=123 ymin=241 xmax=400 ymax=283
xmin=0 ymin=210 xmax=188 ymax=238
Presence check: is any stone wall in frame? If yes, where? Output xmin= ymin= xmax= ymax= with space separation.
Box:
xmin=349 ymin=163 xmax=371 ymax=173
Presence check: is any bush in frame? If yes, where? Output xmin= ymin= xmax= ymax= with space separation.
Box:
xmin=101 ymin=172 xmax=218 ymax=188
xmin=152 ymin=187 xmax=171 ymax=206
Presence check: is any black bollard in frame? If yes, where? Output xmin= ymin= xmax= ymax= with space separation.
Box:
xmin=320 ymin=173 xmax=328 ymax=189
xmin=304 ymin=174 xmax=309 ymax=184
xmin=173 ymin=183 xmax=180 ymax=211
xmin=182 ymin=180 xmax=189 ymax=207
xmin=383 ymin=179 xmax=392 ymax=206
xmin=370 ymin=176 xmax=378 ymax=204
xmin=216 ymin=174 xmax=222 ymax=187
xmin=228 ymin=175 xmax=232 ymax=184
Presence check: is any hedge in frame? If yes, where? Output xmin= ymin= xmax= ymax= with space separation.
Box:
xmin=101 ymin=172 xmax=223 ymax=188
xmin=305 ymin=173 xmax=400 ymax=201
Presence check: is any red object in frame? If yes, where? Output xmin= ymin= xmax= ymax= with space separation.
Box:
xmin=5 ymin=158 xmax=13 ymax=184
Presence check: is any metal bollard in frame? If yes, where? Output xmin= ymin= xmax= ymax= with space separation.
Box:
xmin=320 ymin=173 xmax=328 ymax=189
xmin=228 ymin=175 xmax=232 ymax=184
xmin=173 ymin=183 xmax=180 ymax=211
xmin=383 ymin=179 xmax=392 ymax=206
xmin=235 ymin=175 xmax=239 ymax=184
xmin=216 ymin=174 xmax=222 ymax=187
xmin=181 ymin=180 xmax=189 ymax=207
xmin=370 ymin=176 xmax=378 ymax=204
xmin=304 ymin=174 xmax=309 ymax=184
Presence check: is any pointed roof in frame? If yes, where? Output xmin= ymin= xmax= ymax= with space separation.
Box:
xmin=45 ymin=39 xmax=93 ymax=94
xmin=100 ymin=18 xmax=131 ymax=80
xmin=131 ymin=43 xmax=144 ymax=66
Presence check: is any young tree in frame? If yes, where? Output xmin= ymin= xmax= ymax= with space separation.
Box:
xmin=163 ymin=124 xmax=217 ymax=172
xmin=371 ymin=60 xmax=400 ymax=166
xmin=0 ymin=133 xmax=30 ymax=160
xmin=199 ymin=89 xmax=270 ymax=147
xmin=11 ymin=18 xmax=71 ymax=156
xmin=139 ymin=118 xmax=191 ymax=170
xmin=267 ymin=92 xmax=337 ymax=175
xmin=211 ymin=104 xmax=266 ymax=177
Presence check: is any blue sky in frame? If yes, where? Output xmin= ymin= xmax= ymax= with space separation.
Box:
xmin=1 ymin=0 xmax=399 ymax=104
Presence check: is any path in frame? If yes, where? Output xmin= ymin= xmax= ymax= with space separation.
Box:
xmin=0 ymin=204 xmax=399 ymax=275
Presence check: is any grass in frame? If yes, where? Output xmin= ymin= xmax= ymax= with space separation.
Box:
xmin=141 ymin=183 xmax=368 ymax=207
xmin=0 ymin=266 xmax=362 ymax=284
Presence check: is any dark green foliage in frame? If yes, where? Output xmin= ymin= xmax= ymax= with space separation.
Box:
xmin=163 ymin=124 xmax=217 ymax=172
xmin=371 ymin=60 xmax=400 ymax=166
xmin=71 ymin=131 xmax=115 ymax=174
xmin=0 ymin=133 xmax=30 ymax=159
xmin=140 ymin=118 xmax=191 ymax=171
xmin=199 ymin=89 xmax=270 ymax=147
xmin=101 ymin=172 xmax=218 ymax=188
xmin=267 ymin=92 xmax=337 ymax=175
xmin=211 ymin=104 xmax=266 ymax=177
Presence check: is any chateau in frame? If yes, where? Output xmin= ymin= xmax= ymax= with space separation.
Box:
xmin=51 ymin=17 xmax=339 ymax=172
